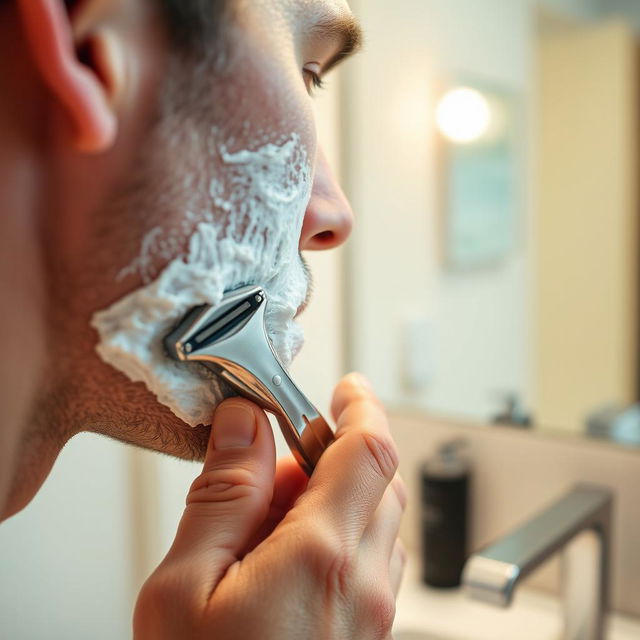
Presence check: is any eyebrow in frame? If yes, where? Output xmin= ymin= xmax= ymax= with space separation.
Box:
xmin=309 ymin=12 xmax=364 ymax=74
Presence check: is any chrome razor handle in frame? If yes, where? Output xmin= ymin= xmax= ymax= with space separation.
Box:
xmin=165 ymin=286 xmax=335 ymax=476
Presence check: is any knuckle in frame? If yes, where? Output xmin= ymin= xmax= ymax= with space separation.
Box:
xmin=303 ymin=529 xmax=344 ymax=566
xmin=135 ymin=570 xmax=193 ymax=633
xmin=134 ymin=581 xmax=159 ymax=628
xmin=187 ymin=466 xmax=260 ymax=505
xmin=325 ymin=548 xmax=357 ymax=601
xmin=363 ymin=586 xmax=397 ymax=638
xmin=137 ymin=570 xmax=171 ymax=610
xmin=301 ymin=530 xmax=355 ymax=600
xmin=361 ymin=433 xmax=399 ymax=482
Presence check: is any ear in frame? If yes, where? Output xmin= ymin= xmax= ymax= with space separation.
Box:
xmin=17 ymin=0 xmax=124 ymax=153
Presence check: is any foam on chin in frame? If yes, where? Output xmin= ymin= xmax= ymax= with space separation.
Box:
xmin=91 ymin=132 xmax=311 ymax=427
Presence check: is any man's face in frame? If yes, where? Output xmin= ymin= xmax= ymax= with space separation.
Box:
xmin=41 ymin=0 xmax=359 ymax=462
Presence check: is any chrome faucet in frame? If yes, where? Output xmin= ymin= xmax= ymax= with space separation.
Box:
xmin=462 ymin=485 xmax=613 ymax=640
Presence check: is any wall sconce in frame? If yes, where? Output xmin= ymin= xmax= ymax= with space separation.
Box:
xmin=436 ymin=87 xmax=492 ymax=144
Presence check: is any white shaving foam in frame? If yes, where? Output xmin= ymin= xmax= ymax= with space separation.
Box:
xmin=91 ymin=132 xmax=312 ymax=426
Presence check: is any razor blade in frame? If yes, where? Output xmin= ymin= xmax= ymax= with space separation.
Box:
xmin=164 ymin=285 xmax=335 ymax=476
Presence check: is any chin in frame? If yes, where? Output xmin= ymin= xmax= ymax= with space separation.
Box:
xmin=128 ymin=399 xmax=214 ymax=462
xmin=81 ymin=365 xmax=214 ymax=462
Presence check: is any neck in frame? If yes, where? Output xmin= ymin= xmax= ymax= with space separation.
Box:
xmin=0 ymin=82 xmax=49 ymax=520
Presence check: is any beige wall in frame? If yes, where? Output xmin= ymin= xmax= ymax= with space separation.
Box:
xmin=534 ymin=19 xmax=639 ymax=432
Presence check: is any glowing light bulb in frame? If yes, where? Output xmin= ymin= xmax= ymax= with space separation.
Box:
xmin=436 ymin=88 xmax=492 ymax=144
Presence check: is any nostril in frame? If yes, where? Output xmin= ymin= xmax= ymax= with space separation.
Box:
xmin=314 ymin=231 xmax=335 ymax=244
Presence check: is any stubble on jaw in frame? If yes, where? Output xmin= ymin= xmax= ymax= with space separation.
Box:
xmin=3 ymin=360 xmax=213 ymax=519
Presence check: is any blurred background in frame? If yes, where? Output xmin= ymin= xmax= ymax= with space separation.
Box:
xmin=346 ymin=0 xmax=640 ymax=438
xmin=3 ymin=0 xmax=640 ymax=637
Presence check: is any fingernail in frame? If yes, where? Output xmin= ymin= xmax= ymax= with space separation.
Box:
xmin=213 ymin=401 xmax=257 ymax=449
xmin=355 ymin=373 xmax=373 ymax=391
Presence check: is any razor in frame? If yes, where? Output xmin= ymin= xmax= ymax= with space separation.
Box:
xmin=164 ymin=284 xmax=335 ymax=476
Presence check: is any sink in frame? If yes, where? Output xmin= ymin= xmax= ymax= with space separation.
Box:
xmin=393 ymin=556 xmax=640 ymax=640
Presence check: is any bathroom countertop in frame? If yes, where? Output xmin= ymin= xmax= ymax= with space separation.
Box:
xmin=393 ymin=556 xmax=640 ymax=640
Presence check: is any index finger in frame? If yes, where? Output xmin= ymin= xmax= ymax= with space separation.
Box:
xmin=294 ymin=373 xmax=399 ymax=546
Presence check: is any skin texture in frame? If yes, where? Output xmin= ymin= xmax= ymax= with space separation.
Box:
xmin=0 ymin=0 xmax=407 ymax=637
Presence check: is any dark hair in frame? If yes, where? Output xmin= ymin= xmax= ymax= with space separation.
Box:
xmin=157 ymin=0 xmax=231 ymax=55
xmin=0 ymin=1 xmax=230 ymax=57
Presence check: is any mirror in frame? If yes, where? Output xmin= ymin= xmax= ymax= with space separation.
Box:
xmin=343 ymin=0 xmax=640 ymax=447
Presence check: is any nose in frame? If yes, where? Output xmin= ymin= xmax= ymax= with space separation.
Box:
xmin=299 ymin=146 xmax=354 ymax=251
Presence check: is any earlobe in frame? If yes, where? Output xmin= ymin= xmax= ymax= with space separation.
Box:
xmin=16 ymin=0 xmax=120 ymax=153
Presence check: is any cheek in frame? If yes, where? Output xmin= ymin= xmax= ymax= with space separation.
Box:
xmin=218 ymin=46 xmax=318 ymax=160
xmin=88 ymin=58 xmax=319 ymax=427
xmin=90 ymin=56 xmax=319 ymax=307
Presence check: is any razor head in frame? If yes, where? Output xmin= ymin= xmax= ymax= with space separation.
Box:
xmin=165 ymin=285 xmax=267 ymax=363
xmin=164 ymin=285 xmax=334 ymax=476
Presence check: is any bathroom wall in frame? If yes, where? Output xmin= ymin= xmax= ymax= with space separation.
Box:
xmin=344 ymin=0 xmax=599 ymax=423
xmin=534 ymin=18 xmax=639 ymax=433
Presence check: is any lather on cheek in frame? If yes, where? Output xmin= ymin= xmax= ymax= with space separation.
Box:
xmin=91 ymin=121 xmax=314 ymax=428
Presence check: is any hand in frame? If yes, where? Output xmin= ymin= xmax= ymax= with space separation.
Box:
xmin=134 ymin=373 xmax=408 ymax=640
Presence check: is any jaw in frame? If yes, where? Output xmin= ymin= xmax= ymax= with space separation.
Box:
xmin=11 ymin=345 xmax=214 ymax=520
xmin=1 ymin=410 xmax=66 ymax=522
xmin=1 ymin=385 xmax=212 ymax=523
xmin=67 ymin=364 xmax=215 ymax=463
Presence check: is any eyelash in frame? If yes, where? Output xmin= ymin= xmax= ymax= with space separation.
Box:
xmin=304 ymin=69 xmax=326 ymax=94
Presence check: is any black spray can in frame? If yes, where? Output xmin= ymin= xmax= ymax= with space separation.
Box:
xmin=420 ymin=440 xmax=470 ymax=588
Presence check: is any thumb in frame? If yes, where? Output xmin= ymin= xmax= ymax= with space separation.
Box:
xmin=161 ymin=398 xmax=277 ymax=597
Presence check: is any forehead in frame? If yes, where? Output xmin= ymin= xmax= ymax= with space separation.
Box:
xmin=243 ymin=0 xmax=354 ymax=27
xmin=286 ymin=0 xmax=353 ymax=18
